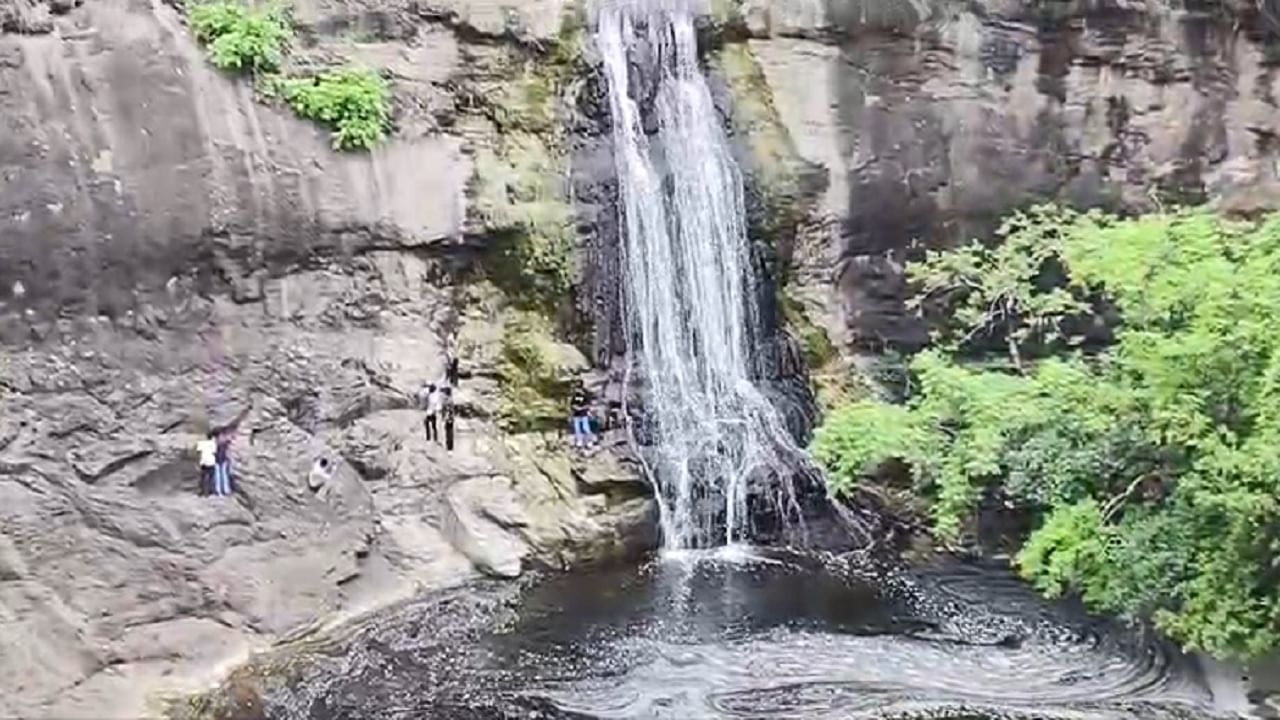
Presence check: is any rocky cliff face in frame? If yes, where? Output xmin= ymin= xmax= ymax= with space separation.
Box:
xmin=730 ymin=0 xmax=1280 ymax=354
xmin=4 ymin=0 xmax=1280 ymax=717
xmin=0 ymin=1 xmax=654 ymax=717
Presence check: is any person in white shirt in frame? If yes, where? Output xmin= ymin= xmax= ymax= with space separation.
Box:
xmin=420 ymin=383 xmax=441 ymax=443
xmin=308 ymin=456 xmax=332 ymax=492
xmin=196 ymin=431 xmax=217 ymax=496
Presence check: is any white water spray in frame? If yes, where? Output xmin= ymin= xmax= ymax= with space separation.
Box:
xmin=596 ymin=0 xmax=809 ymax=550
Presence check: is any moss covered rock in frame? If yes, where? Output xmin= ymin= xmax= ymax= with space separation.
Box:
xmin=470 ymin=132 xmax=576 ymax=308
xmin=495 ymin=310 xmax=586 ymax=433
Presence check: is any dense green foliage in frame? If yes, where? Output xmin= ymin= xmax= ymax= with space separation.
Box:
xmin=188 ymin=1 xmax=289 ymax=73
xmin=813 ymin=206 xmax=1280 ymax=660
xmin=279 ymin=68 xmax=390 ymax=151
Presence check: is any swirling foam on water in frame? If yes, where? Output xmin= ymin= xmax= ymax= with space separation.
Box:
xmin=255 ymin=552 xmax=1237 ymax=720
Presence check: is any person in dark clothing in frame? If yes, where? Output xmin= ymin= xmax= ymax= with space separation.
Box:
xmin=442 ymin=386 xmax=456 ymax=451
xmin=605 ymin=401 xmax=622 ymax=432
xmin=446 ymin=355 xmax=460 ymax=387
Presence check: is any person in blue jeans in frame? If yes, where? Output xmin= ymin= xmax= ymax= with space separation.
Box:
xmin=569 ymin=387 xmax=595 ymax=449
xmin=213 ymin=430 xmax=234 ymax=496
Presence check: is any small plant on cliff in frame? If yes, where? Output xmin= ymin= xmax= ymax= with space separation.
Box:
xmin=279 ymin=68 xmax=390 ymax=151
xmin=188 ymin=1 xmax=290 ymax=74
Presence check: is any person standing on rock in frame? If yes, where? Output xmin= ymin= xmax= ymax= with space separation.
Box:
xmin=446 ymin=354 xmax=460 ymax=387
xmin=442 ymin=386 xmax=456 ymax=451
xmin=570 ymin=386 xmax=595 ymax=449
xmin=196 ymin=431 xmax=217 ymax=496
xmin=213 ymin=429 xmax=234 ymax=497
xmin=420 ymin=382 xmax=441 ymax=444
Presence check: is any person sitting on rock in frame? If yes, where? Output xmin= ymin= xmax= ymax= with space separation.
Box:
xmin=442 ymin=386 xmax=456 ymax=451
xmin=308 ymin=456 xmax=332 ymax=493
xmin=196 ymin=431 xmax=217 ymax=496
xmin=605 ymin=401 xmax=623 ymax=433
xmin=570 ymin=387 xmax=595 ymax=449
xmin=420 ymin=382 xmax=441 ymax=444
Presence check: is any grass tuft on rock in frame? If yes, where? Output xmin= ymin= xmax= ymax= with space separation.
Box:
xmin=186 ymin=2 xmax=391 ymax=152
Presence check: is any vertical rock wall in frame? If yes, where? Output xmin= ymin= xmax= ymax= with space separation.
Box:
xmin=727 ymin=0 xmax=1280 ymax=353
xmin=0 ymin=1 xmax=654 ymax=717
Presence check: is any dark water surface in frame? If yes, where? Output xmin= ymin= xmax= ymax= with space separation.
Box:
xmin=262 ymin=549 xmax=1241 ymax=719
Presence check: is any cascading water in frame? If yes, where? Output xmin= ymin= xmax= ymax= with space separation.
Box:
xmin=596 ymin=0 xmax=810 ymax=550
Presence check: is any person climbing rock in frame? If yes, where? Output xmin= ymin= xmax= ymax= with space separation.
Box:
xmin=196 ymin=431 xmax=217 ymax=496
xmin=570 ymin=387 xmax=595 ymax=449
xmin=442 ymin=386 xmax=456 ymax=451
xmin=213 ymin=429 xmax=234 ymax=497
xmin=420 ymin=382 xmax=440 ymax=443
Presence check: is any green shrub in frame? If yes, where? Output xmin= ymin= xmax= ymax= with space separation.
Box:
xmin=280 ymin=68 xmax=390 ymax=151
xmin=188 ymin=1 xmax=290 ymax=74
xmin=812 ymin=206 xmax=1280 ymax=660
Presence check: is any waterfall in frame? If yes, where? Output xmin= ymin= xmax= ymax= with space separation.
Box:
xmin=596 ymin=0 xmax=809 ymax=550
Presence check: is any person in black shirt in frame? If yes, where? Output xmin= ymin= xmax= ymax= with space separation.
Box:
xmin=442 ymin=386 xmax=456 ymax=451
xmin=445 ymin=355 xmax=460 ymax=387
xmin=569 ymin=387 xmax=594 ymax=449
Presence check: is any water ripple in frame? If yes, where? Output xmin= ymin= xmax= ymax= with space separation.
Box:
xmin=255 ymin=552 xmax=1236 ymax=720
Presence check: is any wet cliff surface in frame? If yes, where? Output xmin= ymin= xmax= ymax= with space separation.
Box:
xmin=2 ymin=0 xmax=1279 ymax=717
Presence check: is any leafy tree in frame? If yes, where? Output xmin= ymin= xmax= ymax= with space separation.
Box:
xmin=907 ymin=205 xmax=1089 ymax=371
xmin=812 ymin=206 xmax=1280 ymax=660
xmin=188 ymin=1 xmax=290 ymax=74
